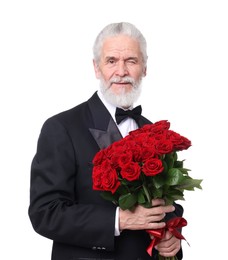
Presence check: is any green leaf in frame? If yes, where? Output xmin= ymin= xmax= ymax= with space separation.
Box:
xmin=141 ymin=201 xmax=152 ymax=208
xmin=164 ymin=189 xmax=184 ymax=201
xmin=178 ymin=177 xmax=203 ymax=190
xmin=152 ymin=174 xmax=165 ymax=189
xmin=179 ymin=168 xmax=191 ymax=175
xmin=162 ymin=160 xmax=168 ymax=173
xmin=164 ymin=196 xmax=175 ymax=205
xmin=164 ymin=153 xmax=174 ymax=169
xmin=120 ymin=179 xmax=130 ymax=185
xmin=116 ymin=185 xmax=129 ymax=195
xmin=166 ymin=168 xmax=185 ymax=185
xmin=119 ymin=193 xmax=137 ymax=210
xmin=151 ymin=187 xmax=163 ymax=199
xmin=137 ymin=189 xmax=146 ymax=204
xmin=142 ymin=184 xmax=151 ymax=203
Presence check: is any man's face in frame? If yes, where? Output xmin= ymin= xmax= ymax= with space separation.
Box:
xmin=93 ymin=35 xmax=147 ymax=107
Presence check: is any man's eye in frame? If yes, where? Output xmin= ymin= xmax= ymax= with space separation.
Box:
xmin=108 ymin=59 xmax=115 ymax=64
xmin=127 ymin=59 xmax=137 ymax=64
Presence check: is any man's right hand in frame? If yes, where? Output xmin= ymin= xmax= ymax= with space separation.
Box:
xmin=119 ymin=199 xmax=175 ymax=231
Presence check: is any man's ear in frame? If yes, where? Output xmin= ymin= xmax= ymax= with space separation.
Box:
xmin=143 ymin=66 xmax=147 ymax=77
xmin=93 ymin=59 xmax=100 ymax=79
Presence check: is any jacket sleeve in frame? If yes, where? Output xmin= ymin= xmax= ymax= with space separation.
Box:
xmin=28 ymin=117 xmax=116 ymax=251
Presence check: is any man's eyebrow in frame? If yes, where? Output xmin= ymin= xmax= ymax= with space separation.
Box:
xmin=105 ymin=56 xmax=139 ymax=61
xmin=125 ymin=57 xmax=138 ymax=61
xmin=105 ymin=56 xmax=116 ymax=60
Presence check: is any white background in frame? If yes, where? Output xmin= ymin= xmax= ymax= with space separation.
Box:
xmin=1 ymin=0 xmax=227 ymax=259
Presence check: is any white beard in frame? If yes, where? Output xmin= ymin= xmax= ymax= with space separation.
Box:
xmin=99 ymin=76 xmax=142 ymax=108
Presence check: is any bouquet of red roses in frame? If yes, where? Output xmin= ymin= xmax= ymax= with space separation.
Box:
xmin=92 ymin=120 xmax=202 ymax=259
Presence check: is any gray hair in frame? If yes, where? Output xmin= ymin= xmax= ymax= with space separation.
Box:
xmin=93 ymin=22 xmax=148 ymax=67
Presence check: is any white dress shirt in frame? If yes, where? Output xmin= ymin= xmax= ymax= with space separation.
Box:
xmin=97 ymin=90 xmax=139 ymax=235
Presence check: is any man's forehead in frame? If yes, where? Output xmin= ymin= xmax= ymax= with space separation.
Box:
xmin=102 ymin=35 xmax=141 ymax=57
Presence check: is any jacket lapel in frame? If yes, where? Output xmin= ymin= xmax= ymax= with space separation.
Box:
xmin=88 ymin=92 xmax=122 ymax=149
xmin=137 ymin=115 xmax=152 ymax=128
xmin=89 ymin=119 xmax=122 ymax=149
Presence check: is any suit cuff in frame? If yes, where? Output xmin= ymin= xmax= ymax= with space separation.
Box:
xmin=114 ymin=207 xmax=120 ymax=236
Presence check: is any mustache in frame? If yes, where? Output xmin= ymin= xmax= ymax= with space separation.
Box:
xmin=110 ymin=76 xmax=135 ymax=85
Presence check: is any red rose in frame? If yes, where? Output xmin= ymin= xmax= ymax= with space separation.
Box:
xmin=141 ymin=146 xmax=156 ymax=161
xmin=142 ymin=120 xmax=170 ymax=135
xmin=154 ymin=139 xmax=174 ymax=155
xmin=120 ymin=162 xmax=141 ymax=181
xmin=125 ymin=138 xmax=137 ymax=150
xmin=117 ymin=151 xmax=133 ymax=167
xmin=129 ymin=127 xmax=144 ymax=137
xmin=109 ymin=146 xmax=126 ymax=168
xmin=166 ymin=131 xmax=191 ymax=151
xmin=142 ymin=158 xmax=164 ymax=176
xmin=92 ymin=149 xmax=106 ymax=166
xmin=151 ymin=120 xmax=170 ymax=131
xmin=92 ymin=164 xmax=103 ymax=190
xmin=167 ymin=131 xmax=182 ymax=143
xmin=174 ymin=136 xmax=191 ymax=151
xmin=93 ymin=161 xmax=120 ymax=194
xmin=132 ymin=144 xmax=143 ymax=162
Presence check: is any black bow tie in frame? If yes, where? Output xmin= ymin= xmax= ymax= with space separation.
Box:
xmin=115 ymin=105 xmax=142 ymax=125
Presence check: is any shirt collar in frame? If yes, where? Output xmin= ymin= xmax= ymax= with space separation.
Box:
xmin=97 ymin=90 xmax=117 ymax=122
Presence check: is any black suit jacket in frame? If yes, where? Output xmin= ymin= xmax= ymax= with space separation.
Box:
xmin=29 ymin=92 xmax=183 ymax=260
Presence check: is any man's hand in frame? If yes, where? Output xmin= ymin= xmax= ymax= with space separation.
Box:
xmin=119 ymin=199 xmax=175 ymax=231
xmin=154 ymin=230 xmax=181 ymax=257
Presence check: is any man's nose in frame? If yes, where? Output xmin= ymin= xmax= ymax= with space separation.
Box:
xmin=115 ymin=61 xmax=128 ymax=77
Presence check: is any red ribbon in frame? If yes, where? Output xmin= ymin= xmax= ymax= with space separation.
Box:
xmin=146 ymin=217 xmax=188 ymax=256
